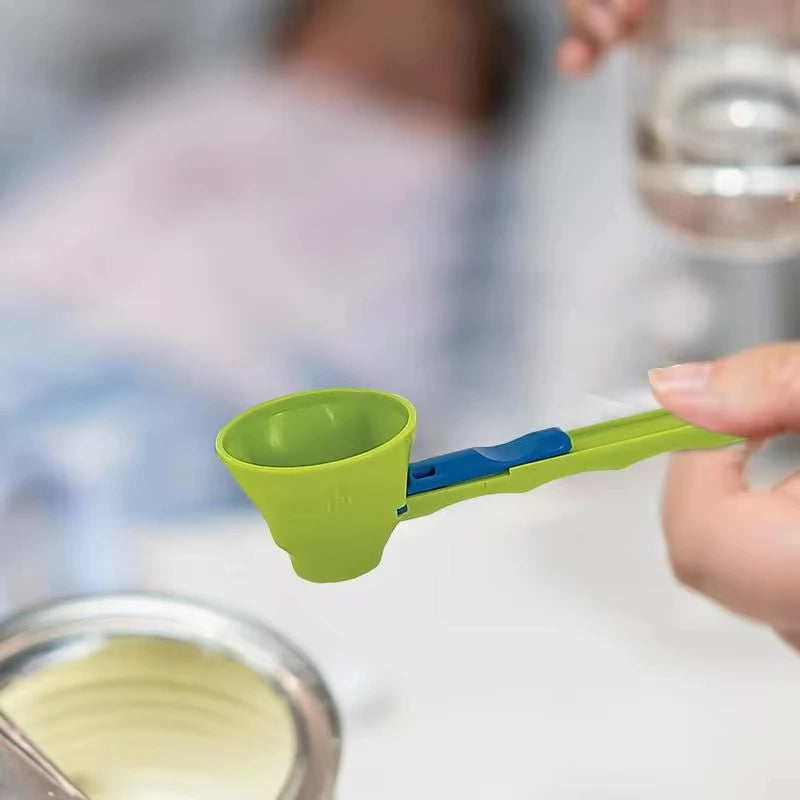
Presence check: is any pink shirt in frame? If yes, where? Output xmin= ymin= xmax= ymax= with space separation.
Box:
xmin=0 ymin=64 xmax=479 ymax=432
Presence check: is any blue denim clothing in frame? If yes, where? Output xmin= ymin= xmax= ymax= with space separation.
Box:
xmin=0 ymin=313 xmax=251 ymax=599
xmin=0 ymin=314 xmax=248 ymax=522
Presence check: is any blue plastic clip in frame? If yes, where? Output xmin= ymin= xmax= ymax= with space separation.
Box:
xmin=405 ymin=427 xmax=572 ymax=497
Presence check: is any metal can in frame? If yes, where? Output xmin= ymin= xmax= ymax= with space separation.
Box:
xmin=0 ymin=594 xmax=341 ymax=800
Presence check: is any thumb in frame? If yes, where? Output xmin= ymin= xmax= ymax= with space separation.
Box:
xmin=649 ymin=342 xmax=800 ymax=438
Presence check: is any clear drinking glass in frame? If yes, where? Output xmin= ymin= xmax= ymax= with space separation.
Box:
xmin=633 ymin=0 xmax=800 ymax=261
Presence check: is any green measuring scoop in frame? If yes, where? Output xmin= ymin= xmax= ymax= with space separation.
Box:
xmin=216 ymin=388 xmax=741 ymax=583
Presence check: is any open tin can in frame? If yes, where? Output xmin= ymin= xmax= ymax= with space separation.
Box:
xmin=0 ymin=594 xmax=341 ymax=799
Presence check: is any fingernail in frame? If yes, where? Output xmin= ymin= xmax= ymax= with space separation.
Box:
xmin=649 ymin=362 xmax=713 ymax=395
xmin=585 ymin=2 xmax=620 ymax=41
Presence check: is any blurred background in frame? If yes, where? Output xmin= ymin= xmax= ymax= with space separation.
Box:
xmin=1 ymin=1 xmax=800 ymax=797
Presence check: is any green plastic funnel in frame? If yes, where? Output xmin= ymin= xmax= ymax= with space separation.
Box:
xmin=217 ymin=388 xmax=742 ymax=583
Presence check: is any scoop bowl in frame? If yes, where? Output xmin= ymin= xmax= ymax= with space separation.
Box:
xmin=216 ymin=389 xmax=416 ymax=582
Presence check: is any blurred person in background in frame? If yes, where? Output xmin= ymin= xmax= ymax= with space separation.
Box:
xmin=0 ymin=0 xmax=534 ymax=601
xmin=5 ymin=0 xmax=796 ymax=664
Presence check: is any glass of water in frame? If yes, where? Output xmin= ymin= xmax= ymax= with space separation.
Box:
xmin=633 ymin=0 xmax=800 ymax=261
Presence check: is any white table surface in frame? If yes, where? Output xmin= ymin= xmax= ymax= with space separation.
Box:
xmin=130 ymin=455 xmax=800 ymax=799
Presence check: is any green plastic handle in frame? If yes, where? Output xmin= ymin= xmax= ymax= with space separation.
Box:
xmin=402 ymin=409 xmax=742 ymax=521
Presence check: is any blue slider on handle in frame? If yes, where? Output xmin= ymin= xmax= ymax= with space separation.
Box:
xmin=405 ymin=427 xmax=573 ymax=497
